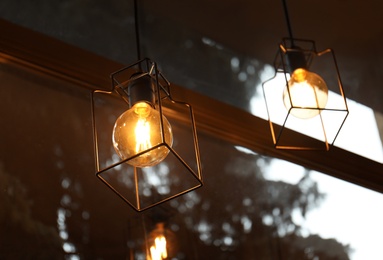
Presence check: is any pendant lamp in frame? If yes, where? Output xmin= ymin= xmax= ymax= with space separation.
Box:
xmin=91 ymin=0 xmax=202 ymax=211
xmin=262 ymin=0 xmax=349 ymax=150
xmin=146 ymin=222 xmax=176 ymax=260
xmin=125 ymin=207 xmax=189 ymax=259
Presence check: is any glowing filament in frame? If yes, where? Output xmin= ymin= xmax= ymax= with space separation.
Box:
xmin=134 ymin=119 xmax=151 ymax=154
xmin=150 ymin=236 xmax=168 ymax=260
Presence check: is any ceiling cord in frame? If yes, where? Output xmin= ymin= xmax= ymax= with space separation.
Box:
xmin=281 ymin=0 xmax=295 ymax=47
xmin=134 ymin=0 xmax=141 ymax=61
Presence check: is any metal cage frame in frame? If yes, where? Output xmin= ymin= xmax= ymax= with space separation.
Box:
xmin=91 ymin=58 xmax=203 ymax=211
xmin=262 ymin=38 xmax=349 ymax=150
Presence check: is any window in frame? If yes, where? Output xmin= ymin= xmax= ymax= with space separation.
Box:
xmin=1 ymin=18 xmax=382 ymax=259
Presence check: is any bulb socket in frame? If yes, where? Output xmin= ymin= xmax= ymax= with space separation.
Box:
xmin=286 ymin=49 xmax=307 ymax=73
xmin=127 ymin=73 xmax=156 ymax=108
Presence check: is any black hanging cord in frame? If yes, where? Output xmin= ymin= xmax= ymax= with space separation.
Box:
xmin=134 ymin=0 xmax=141 ymax=61
xmin=281 ymin=0 xmax=295 ymax=47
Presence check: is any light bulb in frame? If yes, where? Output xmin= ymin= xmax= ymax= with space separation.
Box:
xmin=149 ymin=223 xmax=169 ymax=260
xmin=112 ymin=102 xmax=173 ymax=167
xmin=283 ymin=68 xmax=328 ymax=119
xmin=150 ymin=235 xmax=168 ymax=260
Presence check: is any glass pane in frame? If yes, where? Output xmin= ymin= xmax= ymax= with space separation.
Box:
xmin=257 ymin=151 xmax=383 ymax=259
xmin=1 ymin=58 xmax=382 ymax=259
xmin=0 ymin=0 xmax=135 ymax=64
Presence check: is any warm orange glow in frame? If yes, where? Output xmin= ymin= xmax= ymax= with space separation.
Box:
xmin=150 ymin=235 xmax=168 ymax=260
xmin=134 ymin=116 xmax=152 ymax=153
xmin=112 ymin=102 xmax=173 ymax=167
xmin=283 ymin=68 xmax=328 ymax=119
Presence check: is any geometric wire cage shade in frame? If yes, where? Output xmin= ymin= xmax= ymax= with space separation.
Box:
xmin=262 ymin=38 xmax=349 ymax=150
xmin=91 ymin=58 xmax=203 ymax=211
